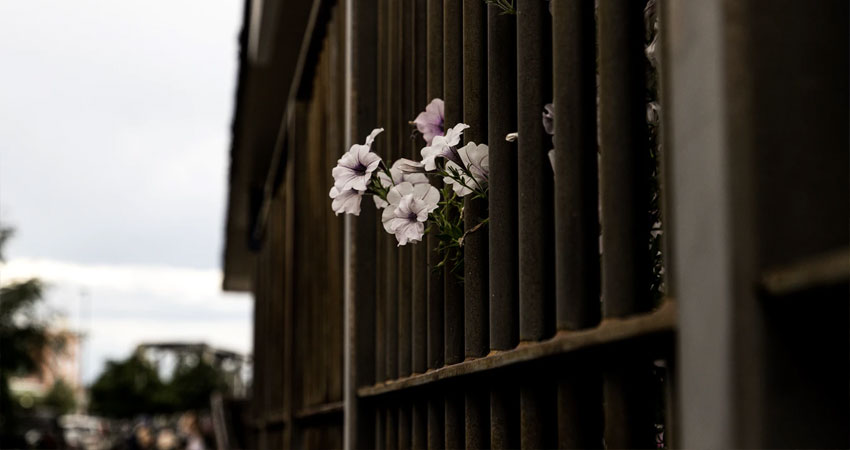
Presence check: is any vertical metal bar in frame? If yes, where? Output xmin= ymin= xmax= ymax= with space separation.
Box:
xmin=427 ymin=392 xmax=445 ymax=450
xmin=515 ymin=1 xmax=557 ymax=442
xmin=444 ymin=387 xmax=465 ymax=449
xmin=384 ymin=0 xmax=400 ymax=383
xmin=553 ymin=0 xmax=600 ymax=332
xmin=443 ymin=0 xmax=464 ymax=368
xmin=487 ymin=2 xmax=519 ymax=353
xmin=465 ymin=384 xmax=490 ymax=449
xmin=598 ymin=0 xmax=650 ymax=319
xmin=425 ymin=3 xmax=445 ymax=446
xmin=412 ymin=396 xmax=427 ymax=450
xmin=386 ymin=404 xmax=398 ymax=450
xmin=344 ymin=0 xmax=378 ymax=447
xmin=376 ymin=408 xmax=386 ymax=450
xmin=374 ymin=0 xmax=388 ymax=386
xmin=557 ymin=366 xmax=604 ymax=448
xmin=411 ymin=0 xmax=429 ymax=377
xmin=490 ymin=379 xmax=519 ymax=450
xmin=520 ymin=377 xmax=558 ymax=449
xmin=462 ymin=2 xmax=490 ymax=446
xmin=426 ymin=0 xmax=445 ymax=372
xmin=597 ymin=1 xmax=654 ymax=448
xmin=397 ymin=0 xmax=413 ymax=380
xmin=487 ymin=6 xmax=518 ymax=447
xmin=462 ymin=0 xmax=489 ymax=361
xmin=550 ymin=0 xmax=603 ymax=446
xmin=603 ymin=352 xmax=656 ymax=448
xmin=399 ymin=403 xmax=412 ymax=450
xmin=517 ymin=0 xmax=555 ymax=344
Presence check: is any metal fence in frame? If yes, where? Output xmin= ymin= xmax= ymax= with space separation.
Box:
xmin=231 ymin=0 xmax=849 ymax=448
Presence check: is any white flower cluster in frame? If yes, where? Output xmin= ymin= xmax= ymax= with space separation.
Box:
xmin=329 ymin=98 xmax=490 ymax=246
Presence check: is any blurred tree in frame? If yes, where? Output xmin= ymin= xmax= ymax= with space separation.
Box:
xmin=88 ymin=353 xmax=167 ymax=417
xmin=41 ymin=379 xmax=76 ymax=415
xmin=89 ymin=352 xmax=228 ymax=417
xmin=0 ymin=226 xmax=53 ymax=439
xmin=167 ymin=357 xmax=228 ymax=410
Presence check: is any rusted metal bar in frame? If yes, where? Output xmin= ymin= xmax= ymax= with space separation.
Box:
xmin=376 ymin=405 xmax=385 ymax=450
xmin=465 ymin=384 xmax=490 ymax=449
xmin=412 ymin=396 xmax=427 ymax=449
xmin=444 ymin=387 xmax=464 ymax=449
xmin=384 ymin=0 xmax=399 ymax=383
xmin=516 ymin=0 xmax=555 ymax=344
xmin=598 ymin=1 xmax=653 ymax=447
xmin=598 ymin=0 xmax=650 ymax=318
xmin=462 ymin=3 xmax=490 ymax=446
xmin=399 ymin=403 xmax=412 ymax=450
xmin=520 ymin=378 xmax=557 ymax=449
xmin=411 ymin=0 xmax=429 ymax=376
xmin=397 ymin=0 xmax=413 ymax=380
xmin=603 ymin=353 xmax=656 ymax=448
xmin=550 ymin=0 xmax=604 ymax=447
xmin=398 ymin=244 xmax=412 ymax=378
xmin=374 ymin=0 xmax=388 ymax=386
xmin=386 ymin=404 xmax=398 ymax=450
xmin=554 ymin=0 xmax=600 ymax=333
xmin=557 ymin=367 xmax=604 ymax=448
xmin=426 ymin=0 xmax=445 ymax=372
xmin=462 ymin=0 xmax=489 ymax=361
xmin=490 ymin=380 xmax=519 ymax=450
xmin=487 ymin=3 xmax=519 ymax=353
xmin=427 ymin=393 xmax=445 ymax=450
xmin=443 ymin=0 xmax=464 ymax=368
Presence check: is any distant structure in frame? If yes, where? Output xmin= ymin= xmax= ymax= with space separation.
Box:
xmin=135 ymin=342 xmax=250 ymax=398
xmin=9 ymin=321 xmax=84 ymax=406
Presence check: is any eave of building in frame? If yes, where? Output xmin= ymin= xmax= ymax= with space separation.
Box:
xmin=222 ymin=0 xmax=332 ymax=292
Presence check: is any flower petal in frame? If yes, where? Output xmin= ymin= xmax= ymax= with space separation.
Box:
xmin=365 ymin=127 xmax=384 ymax=146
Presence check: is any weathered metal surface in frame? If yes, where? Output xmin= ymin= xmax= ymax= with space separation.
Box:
xmin=399 ymin=403 xmax=411 ymax=450
xmin=358 ymin=302 xmax=675 ymax=397
xmin=487 ymin=4 xmax=519 ymax=352
xmin=462 ymin=0 xmax=489 ymax=361
xmin=598 ymin=0 xmax=650 ymax=319
xmin=443 ymin=0 xmax=465 ymax=368
xmin=427 ymin=394 xmax=445 ymax=450
xmin=412 ymin=397 xmax=427 ymax=450
xmin=411 ymin=0 xmax=429 ymax=376
xmin=553 ymin=0 xmax=600 ymax=332
xmin=557 ymin=367 xmax=603 ymax=449
xmin=760 ymin=247 xmax=850 ymax=296
xmin=520 ymin=378 xmax=557 ymax=449
xmin=425 ymin=0 xmax=445 ymax=372
xmin=490 ymin=380 xmax=519 ymax=450
xmin=385 ymin=404 xmax=398 ymax=450
xmin=465 ymin=385 xmax=490 ymax=449
xmin=516 ymin=0 xmax=555 ymax=344
xmin=444 ymin=387 xmax=464 ymax=449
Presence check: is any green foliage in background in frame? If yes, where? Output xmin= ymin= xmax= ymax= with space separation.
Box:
xmin=89 ymin=353 xmax=228 ymax=418
xmin=41 ymin=379 xmax=77 ymax=415
xmin=0 ymin=226 xmax=54 ymax=435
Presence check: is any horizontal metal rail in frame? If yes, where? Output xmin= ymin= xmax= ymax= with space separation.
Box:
xmin=358 ymin=301 xmax=675 ymax=398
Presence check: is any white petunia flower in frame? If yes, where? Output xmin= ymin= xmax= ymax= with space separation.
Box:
xmin=381 ymin=182 xmax=440 ymax=245
xmin=420 ymin=123 xmax=469 ymax=170
xmin=332 ymin=128 xmax=384 ymax=192
xmin=373 ymin=159 xmax=431 ymax=210
xmin=329 ymin=186 xmax=363 ymax=216
xmin=413 ymin=98 xmax=445 ymax=146
xmin=443 ymin=142 xmax=489 ymax=197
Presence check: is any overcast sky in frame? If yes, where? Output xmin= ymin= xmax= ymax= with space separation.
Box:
xmin=0 ymin=0 xmax=251 ymax=383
